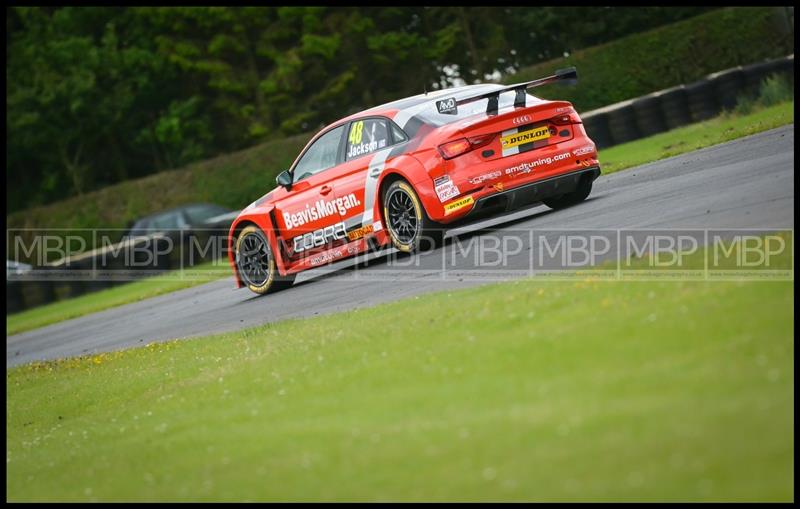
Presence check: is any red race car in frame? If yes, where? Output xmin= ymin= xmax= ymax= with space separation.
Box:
xmin=228 ymin=67 xmax=600 ymax=294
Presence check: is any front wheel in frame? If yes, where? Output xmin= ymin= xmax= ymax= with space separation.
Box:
xmin=235 ymin=225 xmax=295 ymax=295
xmin=542 ymin=176 xmax=593 ymax=210
xmin=382 ymin=180 xmax=443 ymax=253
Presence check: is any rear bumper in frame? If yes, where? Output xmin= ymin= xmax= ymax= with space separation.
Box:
xmin=450 ymin=166 xmax=600 ymax=224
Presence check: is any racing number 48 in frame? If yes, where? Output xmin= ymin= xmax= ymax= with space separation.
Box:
xmin=348 ymin=121 xmax=364 ymax=145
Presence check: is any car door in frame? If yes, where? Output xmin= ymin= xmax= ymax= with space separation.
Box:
xmin=273 ymin=125 xmax=348 ymax=259
xmin=330 ymin=117 xmax=406 ymax=241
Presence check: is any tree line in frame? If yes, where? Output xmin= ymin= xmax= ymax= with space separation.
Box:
xmin=6 ymin=6 xmax=714 ymax=213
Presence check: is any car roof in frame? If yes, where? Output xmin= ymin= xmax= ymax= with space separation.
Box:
xmin=337 ymin=83 xmax=507 ymax=125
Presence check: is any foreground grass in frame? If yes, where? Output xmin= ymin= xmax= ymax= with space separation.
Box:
xmin=600 ymin=100 xmax=793 ymax=174
xmin=7 ymin=239 xmax=793 ymax=501
xmin=6 ymin=261 xmax=230 ymax=336
xmin=6 ymin=100 xmax=794 ymax=335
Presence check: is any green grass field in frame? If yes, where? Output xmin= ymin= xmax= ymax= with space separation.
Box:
xmin=600 ymin=101 xmax=794 ymax=175
xmin=6 ymin=261 xmax=229 ymax=336
xmin=6 ymin=236 xmax=794 ymax=501
xmin=6 ymin=100 xmax=794 ymax=335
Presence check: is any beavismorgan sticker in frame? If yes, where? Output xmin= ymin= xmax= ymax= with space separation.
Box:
xmin=283 ymin=193 xmax=361 ymax=228
xmin=443 ymin=195 xmax=474 ymax=215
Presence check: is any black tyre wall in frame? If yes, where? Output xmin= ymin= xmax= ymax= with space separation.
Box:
xmin=632 ymin=94 xmax=668 ymax=137
xmin=685 ymin=79 xmax=720 ymax=122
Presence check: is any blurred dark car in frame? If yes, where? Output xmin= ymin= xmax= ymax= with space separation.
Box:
xmin=7 ymin=259 xmax=32 ymax=277
xmin=125 ymin=203 xmax=239 ymax=237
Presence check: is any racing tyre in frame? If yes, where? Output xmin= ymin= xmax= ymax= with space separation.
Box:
xmin=235 ymin=225 xmax=295 ymax=295
xmin=542 ymin=176 xmax=593 ymax=210
xmin=383 ymin=180 xmax=443 ymax=253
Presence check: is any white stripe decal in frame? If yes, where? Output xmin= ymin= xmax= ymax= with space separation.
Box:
xmin=359 ymin=102 xmax=432 ymax=228
xmin=361 ymin=148 xmax=391 ymax=226
xmin=501 ymin=127 xmax=520 ymax=157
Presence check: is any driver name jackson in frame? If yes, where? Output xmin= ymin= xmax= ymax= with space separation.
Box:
xmin=283 ymin=193 xmax=361 ymax=228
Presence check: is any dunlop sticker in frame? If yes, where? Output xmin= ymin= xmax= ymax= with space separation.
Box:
xmin=443 ymin=195 xmax=474 ymax=215
xmin=500 ymin=126 xmax=550 ymax=149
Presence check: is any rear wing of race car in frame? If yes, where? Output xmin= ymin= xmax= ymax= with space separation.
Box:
xmin=435 ymin=66 xmax=578 ymax=116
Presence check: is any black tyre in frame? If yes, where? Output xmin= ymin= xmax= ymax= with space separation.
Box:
xmin=606 ymin=101 xmax=641 ymax=145
xmin=542 ymin=176 xmax=593 ymax=210
xmin=235 ymin=225 xmax=295 ymax=295
xmin=632 ymin=94 xmax=667 ymax=137
xmin=685 ymin=79 xmax=720 ymax=122
xmin=656 ymin=85 xmax=691 ymax=130
xmin=708 ymin=67 xmax=745 ymax=111
xmin=382 ymin=180 xmax=443 ymax=253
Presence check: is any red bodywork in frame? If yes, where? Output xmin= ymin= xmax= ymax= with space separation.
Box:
xmin=228 ymin=84 xmax=600 ymax=286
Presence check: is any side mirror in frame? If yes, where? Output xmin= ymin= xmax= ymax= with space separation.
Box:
xmin=276 ymin=170 xmax=292 ymax=189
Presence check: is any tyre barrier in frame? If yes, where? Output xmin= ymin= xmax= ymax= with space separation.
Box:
xmin=17 ymin=278 xmax=57 ymax=311
xmin=654 ymin=85 xmax=691 ymax=130
xmin=6 ymin=280 xmax=24 ymax=315
xmin=707 ymin=67 xmax=746 ymax=111
xmin=580 ymin=111 xmax=613 ymax=149
xmin=632 ymin=93 xmax=668 ymax=138
xmin=5 ymin=55 xmax=796 ymax=317
xmin=685 ymin=78 xmax=720 ymax=122
xmin=742 ymin=58 xmax=789 ymax=96
xmin=606 ymin=99 xmax=640 ymax=145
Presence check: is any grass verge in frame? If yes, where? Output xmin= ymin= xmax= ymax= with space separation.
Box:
xmin=599 ymin=101 xmax=793 ymax=175
xmin=6 ymin=236 xmax=793 ymax=501
xmin=6 ymin=261 xmax=229 ymax=336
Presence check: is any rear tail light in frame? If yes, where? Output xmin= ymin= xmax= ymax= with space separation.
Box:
xmin=467 ymin=133 xmax=495 ymax=149
xmin=549 ymin=111 xmax=582 ymax=125
xmin=438 ymin=139 xmax=472 ymax=159
xmin=438 ymin=134 xmax=495 ymax=160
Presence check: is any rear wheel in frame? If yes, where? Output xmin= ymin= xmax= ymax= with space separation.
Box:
xmin=382 ymin=180 xmax=443 ymax=253
xmin=542 ymin=176 xmax=593 ymax=210
xmin=235 ymin=225 xmax=295 ymax=295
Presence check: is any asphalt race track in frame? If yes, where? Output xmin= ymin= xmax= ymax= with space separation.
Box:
xmin=7 ymin=125 xmax=794 ymax=367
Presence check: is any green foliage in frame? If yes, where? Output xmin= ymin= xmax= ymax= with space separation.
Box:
xmin=7 ymin=6 xmax=717 ymax=214
xmin=734 ymin=74 xmax=794 ymax=116
xmin=506 ymin=7 xmax=794 ymax=112
xmin=755 ymin=74 xmax=795 ymax=108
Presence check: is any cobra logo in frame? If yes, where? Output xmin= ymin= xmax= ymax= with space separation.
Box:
xmin=512 ymin=115 xmax=532 ymax=125
xmin=293 ymin=222 xmax=347 ymax=253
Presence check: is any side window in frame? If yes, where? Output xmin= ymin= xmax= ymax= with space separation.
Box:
xmin=346 ymin=118 xmax=391 ymax=161
xmin=293 ymin=125 xmax=345 ymax=183
xmin=151 ymin=211 xmax=185 ymax=230
xmin=390 ymin=122 xmax=408 ymax=144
